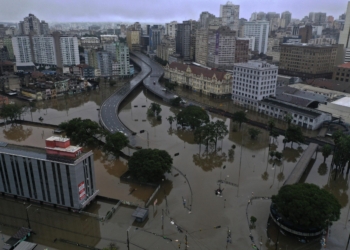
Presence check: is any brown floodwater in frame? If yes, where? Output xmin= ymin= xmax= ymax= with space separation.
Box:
xmin=0 ymin=84 xmax=349 ymax=250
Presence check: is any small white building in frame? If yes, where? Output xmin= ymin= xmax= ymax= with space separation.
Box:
xmin=258 ymin=98 xmax=332 ymax=130
xmin=232 ymin=60 xmax=278 ymax=110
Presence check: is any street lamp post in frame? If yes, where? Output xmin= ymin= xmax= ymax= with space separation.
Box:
xmin=25 ymin=204 xmax=32 ymax=229
xmin=139 ymin=130 xmax=149 ymax=148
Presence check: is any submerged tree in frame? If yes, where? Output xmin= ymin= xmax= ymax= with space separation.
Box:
xmin=231 ymin=111 xmax=247 ymax=130
xmin=272 ymin=183 xmax=341 ymax=229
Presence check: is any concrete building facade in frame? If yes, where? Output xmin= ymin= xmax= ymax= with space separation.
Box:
xmin=339 ymin=1 xmax=350 ymax=63
xmin=126 ymin=30 xmax=141 ymax=51
xmin=60 ymin=36 xmax=80 ymax=66
xmin=333 ymin=62 xmax=350 ymax=82
xmin=220 ymin=1 xmax=240 ymax=32
xmin=243 ymin=21 xmax=269 ymax=53
xmin=32 ymin=36 xmax=57 ymax=66
xmin=232 ymin=61 xmax=278 ymax=109
xmin=164 ymin=62 xmax=232 ymax=98
xmin=12 ymin=36 xmax=32 ymax=64
xmin=279 ymin=43 xmax=340 ymax=79
xmin=235 ymin=38 xmax=249 ymax=63
xmin=0 ymin=136 xmax=99 ymax=209
xmin=116 ymin=42 xmax=130 ymax=77
xmin=207 ymin=26 xmax=236 ymax=70
xmin=165 ymin=21 xmax=177 ymax=38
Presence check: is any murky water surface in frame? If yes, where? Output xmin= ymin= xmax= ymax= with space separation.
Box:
xmin=0 ymin=85 xmax=348 ymax=249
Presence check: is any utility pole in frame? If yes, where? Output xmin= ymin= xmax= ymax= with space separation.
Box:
xmin=127 ymin=228 xmax=130 ymax=250
xmin=25 ymin=204 xmax=32 ymax=229
xmin=185 ymin=233 xmax=188 ymax=250
xmin=162 ymin=209 xmax=164 ymax=236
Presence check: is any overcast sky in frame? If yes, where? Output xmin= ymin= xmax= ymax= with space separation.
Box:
xmin=0 ymin=0 xmax=346 ymax=24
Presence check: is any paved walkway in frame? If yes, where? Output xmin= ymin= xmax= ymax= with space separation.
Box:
xmin=283 ymin=142 xmax=318 ymax=185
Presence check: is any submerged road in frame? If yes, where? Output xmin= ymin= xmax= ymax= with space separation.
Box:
xmin=99 ymin=52 xmax=170 ymax=146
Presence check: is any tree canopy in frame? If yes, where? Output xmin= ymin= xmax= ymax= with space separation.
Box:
xmin=271 ymin=183 xmax=341 ymax=229
xmin=128 ymin=149 xmax=173 ymax=183
xmin=248 ymin=128 xmax=261 ymax=140
xmin=285 ymin=125 xmax=304 ymax=147
xmin=59 ymin=118 xmax=102 ymax=147
xmin=176 ymin=106 xmax=209 ymax=130
xmin=170 ymin=97 xmax=182 ymax=107
xmin=332 ymin=130 xmax=350 ymax=172
xmin=231 ymin=111 xmax=247 ymax=129
xmin=0 ymin=103 xmax=26 ymax=122
xmin=322 ymin=144 xmax=332 ymax=163
xmin=194 ymin=120 xmax=228 ymax=151
xmin=103 ymin=131 xmax=129 ymax=158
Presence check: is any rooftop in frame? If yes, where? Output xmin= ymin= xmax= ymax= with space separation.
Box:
xmin=337 ymin=62 xmax=350 ymax=69
xmin=0 ymin=141 xmax=90 ymax=165
xmin=332 ymin=96 xmax=350 ymax=108
xmin=305 ymin=78 xmax=350 ymax=94
xmin=275 ymin=86 xmax=327 ymax=107
xmin=281 ymin=43 xmax=338 ymax=48
xmin=167 ymin=62 xmax=231 ymax=81
xmin=234 ymin=60 xmax=278 ymax=70
xmin=261 ymin=98 xmax=324 ymax=118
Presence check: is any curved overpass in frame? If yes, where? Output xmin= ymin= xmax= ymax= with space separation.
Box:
xmin=99 ymin=54 xmax=152 ymax=146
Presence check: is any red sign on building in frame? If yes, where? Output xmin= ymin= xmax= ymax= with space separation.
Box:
xmin=78 ymin=181 xmax=86 ymax=200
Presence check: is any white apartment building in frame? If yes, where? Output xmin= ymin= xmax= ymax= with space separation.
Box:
xmin=243 ymin=21 xmax=269 ymax=53
xmin=220 ymin=1 xmax=240 ymax=32
xmin=165 ymin=21 xmax=177 ymax=38
xmin=232 ymin=60 xmax=278 ymax=109
xmin=60 ymin=36 xmax=80 ymax=66
xmin=116 ymin=42 xmax=130 ymax=77
xmin=32 ymin=36 xmax=57 ymax=65
xmin=97 ymin=51 xmax=112 ymax=77
xmin=12 ymin=36 xmax=32 ymax=64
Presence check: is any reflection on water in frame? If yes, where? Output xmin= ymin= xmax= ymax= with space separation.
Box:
xmin=192 ymin=151 xmax=227 ymax=172
xmin=324 ymin=170 xmax=349 ymax=208
xmin=3 ymin=125 xmax=32 ymax=142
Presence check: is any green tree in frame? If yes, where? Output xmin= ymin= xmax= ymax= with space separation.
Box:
xmin=250 ymin=216 xmax=257 ymax=226
xmin=274 ymin=151 xmax=283 ymax=161
xmin=269 ymin=151 xmax=275 ymax=159
xmin=322 ymin=144 xmax=332 ymax=163
xmin=149 ymin=102 xmax=162 ymax=116
xmin=176 ymin=106 xmax=209 ymax=130
xmin=270 ymin=129 xmax=279 ymax=143
xmin=271 ymin=183 xmax=341 ymax=229
xmin=332 ymin=131 xmax=350 ymax=173
xmin=59 ymin=118 xmax=102 ymax=147
xmin=170 ymin=97 xmax=181 ymax=107
xmin=285 ymin=125 xmax=304 ymax=147
xmin=103 ymin=131 xmax=129 ymax=158
xmin=267 ymin=119 xmax=275 ymax=132
xmin=109 ymin=80 xmax=117 ymax=86
xmin=128 ymin=149 xmax=173 ymax=183
xmin=0 ymin=103 xmax=25 ymax=123
xmin=194 ymin=123 xmax=214 ymax=150
xmin=284 ymin=114 xmax=293 ymax=128
xmin=231 ymin=111 xmax=247 ymax=129
xmin=211 ymin=120 xmax=229 ymax=150
xmin=248 ymin=128 xmax=261 ymax=140
xmin=166 ymin=116 xmax=176 ymax=127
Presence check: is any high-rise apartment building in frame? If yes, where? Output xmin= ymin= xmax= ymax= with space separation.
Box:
xmin=32 ymin=36 xmax=57 ymax=65
xmin=156 ymin=35 xmax=175 ymax=62
xmin=243 ymin=20 xmax=269 ymax=54
xmin=309 ymin=12 xmax=327 ymax=25
xmin=149 ymin=25 xmax=165 ymax=52
xmin=299 ymin=24 xmax=313 ymax=43
xmin=60 ymin=36 xmax=80 ymax=66
xmin=279 ymin=43 xmax=340 ymax=79
xmin=97 ymin=51 xmax=112 ymax=77
xmin=165 ymin=21 xmax=177 ymax=38
xmin=176 ymin=20 xmax=197 ymax=61
xmin=232 ymin=61 xmax=278 ymax=109
xmin=207 ymin=26 xmax=236 ymax=70
xmin=116 ymin=42 xmax=130 ymax=77
xmin=195 ymin=29 xmax=209 ymax=65
xmin=281 ymin=11 xmax=292 ymax=27
xmin=339 ymin=2 xmax=350 ymax=63
xmin=0 ymin=136 xmax=98 ymax=209
xmin=199 ymin=12 xmax=215 ymax=30
xmin=220 ymin=1 xmax=240 ymax=32
xmin=126 ymin=30 xmax=141 ymax=51
xmin=235 ymin=38 xmax=249 ymax=63
xmin=18 ymin=14 xmax=49 ymax=35
xmin=12 ymin=36 xmax=32 ymax=64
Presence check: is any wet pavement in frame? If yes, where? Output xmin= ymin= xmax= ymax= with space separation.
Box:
xmin=0 ymin=80 xmax=349 ymax=249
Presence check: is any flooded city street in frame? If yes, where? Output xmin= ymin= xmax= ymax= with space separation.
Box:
xmin=0 ymin=84 xmax=349 ymax=249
